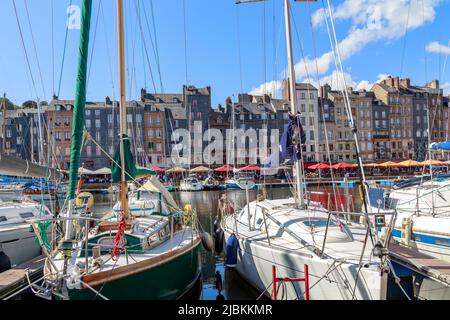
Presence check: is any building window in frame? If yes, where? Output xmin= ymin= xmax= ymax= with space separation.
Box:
xmin=108 ymin=114 xmax=113 ymax=124
xmin=65 ymin=132 xmax=71 ymax=140
xmin=86 ymin=119 xmax=91 ymax=129
xmin=157 ymin=143 xmax=162 ymax=152
xmin=136 ymin=114 xmax=142 ymax=123
xmin=96 ymin=146 xmax=101 ymax=156
xmin=86 ymin=110 xmax=91 ymax=116
xmin=86 ymin=146 xmax=92 ymax=156
xmin=95 ymin=110 xmax=100 ymax=116
xmin=6 ymin=129 xmax=11 ymax=138
xmin=148 ymin=129 xmax=154 ymax=138
xmin=95 ymin=119 xmax=101 ymax=128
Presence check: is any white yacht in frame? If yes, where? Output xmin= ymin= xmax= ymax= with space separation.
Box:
xmin=0 ymin=198 xmax=52 ymax=267
xmin=373 ymin=177 xmax=450 ymax=263
xmin=179 ymin=177 xmax=204 ymax=192
xmin=223 ymin=198 xmax=390 ymax=300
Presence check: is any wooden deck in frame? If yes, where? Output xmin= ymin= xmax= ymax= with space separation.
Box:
xmin=0 ymin=255 xmax=45 ymax=299
xmin=389 ymin=243 xmax=450 ymax=286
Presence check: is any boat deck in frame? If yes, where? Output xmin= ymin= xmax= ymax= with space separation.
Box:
xmin=389 ymin=242 xmax=450 ymax=286
xmin=0 ymin=255 xmax=45 ymax=299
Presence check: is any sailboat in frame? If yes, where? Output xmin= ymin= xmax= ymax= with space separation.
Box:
xmin=30 ymin=0 xmax=201 ymax=300
xmin=222 ymin=0 xmax=394 ymax=300
xmin=371 ymin=141 xmax=450 ymax=263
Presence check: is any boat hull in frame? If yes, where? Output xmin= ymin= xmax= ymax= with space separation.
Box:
xmin=64 ymin=242 xmax=202 ymax=300
xmin=0 ymin=224 xmax=41 ymax=267
xmin=224 ymin=230 xmax=387 ymax=300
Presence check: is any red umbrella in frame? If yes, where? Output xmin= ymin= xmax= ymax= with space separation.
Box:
xmin=307 ymin=163 xmax=331 ymax=170
xmin=151 ymin=165 xmax=165 ymax=172
xmin=215 ymin=165 xmax=235 ymax=172
xmin=238 ymin=164 xmax=261 ymax=171
xmin=330 ymin=162 xmax=357 ymax=170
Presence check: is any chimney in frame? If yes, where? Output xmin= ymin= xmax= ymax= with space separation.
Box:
xmin=393 ymin=77 xmax=400 ymax=89
xmin=140 ymin=88 xmax=147 ymax=102
xmin=400 ymin=78 xmax=411 ymax=88
xmin=320 ymin=84 xmax=330 ymax=100
xmin=282 ymin=79 xmax=290 ymax=101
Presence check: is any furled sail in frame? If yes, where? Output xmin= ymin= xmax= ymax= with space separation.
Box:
xmin=67 ymin=0 xmax=92 ymax=200
xmin=0 ymin=153 xmax=60 ymax=179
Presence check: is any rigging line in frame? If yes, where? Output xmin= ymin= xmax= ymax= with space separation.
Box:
xmin=183 ymin=0 xmax=189 ymax=86
xmin=263 ymin=0 xmax=267 ymax=96
xmin=57 ymin=0 xmax=73 ymax=98
xmin=235 ymin=5 xmax=244 ymax=93
xmin=87 ymin=0 xmax=102 ymax=91
xmin=51 ymin=0 xmax=55 ymax=96
xmin=23 ymin=0 xmax=47 ymax=101
xmin=306 ymin=0 xmax=340 ymax=211
xmin=324 ymin=0 xmax=376 ymax=246
xmin=399 ymin=0 xmax=412 ymax=78
xmin=100 ymin=1 xmax=116 ymax=97
xmin=422 ymin=0 xmax=428 ymax=84
xmin=142 ymin=0 xmax=164 ymax=92
xmin=441 ymin=40 xmax=450 ymax=82
xmin=133 ymin=0 xmax=157 ymax=93
xmin=12 ymin=0 xmax=39 ymax=100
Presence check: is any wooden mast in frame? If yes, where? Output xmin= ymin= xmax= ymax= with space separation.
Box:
xmin=117 ymin=0 xmax=129 ymax=218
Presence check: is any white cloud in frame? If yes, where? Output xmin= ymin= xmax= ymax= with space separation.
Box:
xmin=249 ymin=80 xmax=281 ymax=97
xmin=441 ymin=82 xmax=450 ymax=96
xmin=251 ymin=0 xmax=442 ymax=95
xmin=426 ymin=41 xmax=450 ymax=55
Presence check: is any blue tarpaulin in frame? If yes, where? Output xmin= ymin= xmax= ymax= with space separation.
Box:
xmin=430 ymin=141 xmax=450 ymax=151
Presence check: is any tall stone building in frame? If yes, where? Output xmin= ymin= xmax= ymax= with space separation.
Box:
xmin=372 ymin=77 xmax=415 ymax=160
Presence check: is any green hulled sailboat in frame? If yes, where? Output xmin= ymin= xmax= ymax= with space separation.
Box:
xmin=31 ymin=0 xmax=201 ymax=300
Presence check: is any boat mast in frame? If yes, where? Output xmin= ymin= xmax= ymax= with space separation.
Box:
xmin=117 ymin=0 xmax=129 ymax=218
xmin=236 ymin=0 xmax=314 ymax=208
xmin=284 ymin=0 xmax=305 ymax=208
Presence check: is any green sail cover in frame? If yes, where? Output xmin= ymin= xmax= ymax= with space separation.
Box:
xmin=67 ymin=0 xmax=92 ymax=200
xmin=112 ymin=134 xmax=137 ymax=183
xmin=136 ymin=167 xmax=157 ymax=177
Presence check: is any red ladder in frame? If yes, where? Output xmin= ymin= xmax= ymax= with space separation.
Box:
xmin=272 ymin=265 xmax=310 ymax=300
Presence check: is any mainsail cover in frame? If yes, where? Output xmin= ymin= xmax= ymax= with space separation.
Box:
xmin=67 ymin=0 xmax=92 ymax=200
xmin=112 ymin=134 xmax=137 ymax=183
xmin=0 ymin=153 xmax=60 ymax=179
xmin=264 ymin=114 xmax=306 ymax=168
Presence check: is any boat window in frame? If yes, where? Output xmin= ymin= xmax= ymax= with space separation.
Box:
xmin=0 ymin=216 xmax=6 ymax=222
xmin=19 ymin=212 xmax=34 ymax=219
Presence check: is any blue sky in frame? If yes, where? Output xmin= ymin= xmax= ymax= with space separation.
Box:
xmin=0 ymin=0 xmax=449 ymax=107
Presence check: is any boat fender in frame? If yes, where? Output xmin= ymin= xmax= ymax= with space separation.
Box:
xmin=201 ymin=232 xmax=214 ymax=252
xmin=213 ymin=219 xmax=220 ymax=234
xmin=0 ymin=246 xmax=11 ymax=273
xmin=214 ymin=228 xmax=225 ymax=254
xmin=225 ymin=234 xmax=238 ymax=267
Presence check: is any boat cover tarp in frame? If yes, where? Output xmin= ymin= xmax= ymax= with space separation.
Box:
xmin=138 ymin=176 xmax=180 ymax=211
xmin=112 ymin=134 xmax=137 ymax=183
xmin=0 ymin=153 xmax=60 ymax=179
xmin=430 ymin=141 xmax=450 ymax=151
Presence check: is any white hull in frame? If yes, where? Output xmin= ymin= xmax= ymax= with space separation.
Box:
xmin=225 ymin=230 xmax=387 ymax=300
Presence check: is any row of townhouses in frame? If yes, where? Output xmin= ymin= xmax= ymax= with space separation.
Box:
xmin=1 ymin=77 xmax=449 ymax=170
